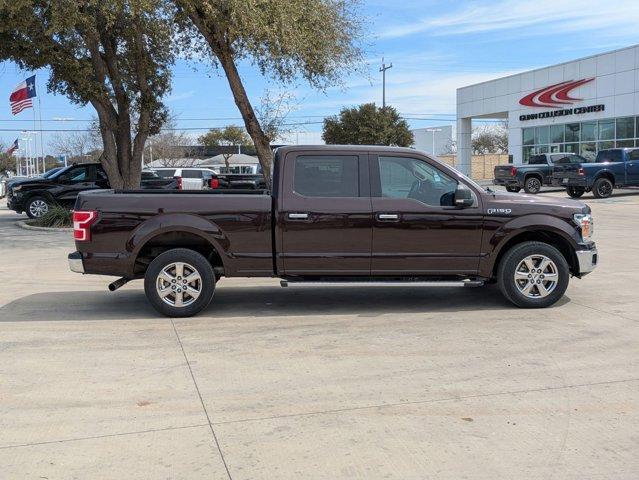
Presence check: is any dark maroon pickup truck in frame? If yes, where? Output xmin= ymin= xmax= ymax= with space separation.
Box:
xmin=69 ymin=145 xmax=598 ymax=317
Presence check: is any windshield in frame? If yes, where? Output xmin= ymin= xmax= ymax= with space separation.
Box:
xmin=42 ymin=167 xmax=63 ymax=178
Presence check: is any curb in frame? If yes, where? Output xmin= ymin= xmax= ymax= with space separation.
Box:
xmin=15 ymin=220 xmax=72 ymax=232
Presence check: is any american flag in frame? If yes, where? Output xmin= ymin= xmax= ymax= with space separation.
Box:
xmin=5 ymin=138 xmax=18 ymax=156
xmin=9 ymin=75 xmax=36 ymax=115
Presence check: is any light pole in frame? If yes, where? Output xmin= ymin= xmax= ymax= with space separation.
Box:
xmin=379 ymin=57 xmax=392 ymax=108
xmin=425 ymin=128 xmax=442 ymax=156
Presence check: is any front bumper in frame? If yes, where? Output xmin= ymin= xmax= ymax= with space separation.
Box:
xmin=68 ymin=251 xmax=85 ymax=274
xmin=576 ymin=248 xmax=598 ymax=276
xmin=6 ymin=194 xmax=25 ymax=212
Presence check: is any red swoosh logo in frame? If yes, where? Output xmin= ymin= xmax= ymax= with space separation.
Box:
xmin=519 ymin=78 xmax=594 ymax=108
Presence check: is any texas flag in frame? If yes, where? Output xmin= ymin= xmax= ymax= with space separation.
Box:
xmin=5 ymin=138 xmax=18 ymax=156
xmin=9 ymin=75 xmax=36 ymax=115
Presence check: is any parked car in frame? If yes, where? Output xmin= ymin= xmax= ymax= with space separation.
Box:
xmin=7 ymin=163 xmax=177 ymax=218
xmin=150 ymin=167 xmax=225 ymax=190
xmin=68 ymin=145 xmax=597 ymax=317
xmin=494 ymin=153 xmax=588 ymax=194
xmin=552 ymin=148 xmax=639 ymax=198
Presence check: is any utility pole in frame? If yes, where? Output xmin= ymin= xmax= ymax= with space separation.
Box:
xmin=379 ymin=57 xmax=392 ymax=108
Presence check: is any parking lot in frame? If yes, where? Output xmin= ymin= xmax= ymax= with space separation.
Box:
xmin=1 ymin=188 xmax=638 ymax=479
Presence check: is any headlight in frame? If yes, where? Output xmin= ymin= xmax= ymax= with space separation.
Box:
xmin=573 ymin=213 xmax=593 ymax=241
xmin=12 ymin=185 xmax=21 ymax=192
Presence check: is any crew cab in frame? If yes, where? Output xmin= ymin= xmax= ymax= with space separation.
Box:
xmin=494 ymin=153 xmax=588 ymax=194
xmin=6 ymin=163 xmax=178 ymax=218
xmin=68 ymin=146 xmax=598 ymax=317
xmin=552 ymin=148 xmax=639 ymax=198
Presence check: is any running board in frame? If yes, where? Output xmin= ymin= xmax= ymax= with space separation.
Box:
xmin=280 ymin=279 xmax=484 ymax=288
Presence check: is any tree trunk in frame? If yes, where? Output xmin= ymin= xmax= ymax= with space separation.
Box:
xmin=216 ymin=48 xmax=273 ymax=187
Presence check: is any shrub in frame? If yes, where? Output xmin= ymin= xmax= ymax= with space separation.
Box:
xmin=28 ymin=205 xmax=72 ymax=228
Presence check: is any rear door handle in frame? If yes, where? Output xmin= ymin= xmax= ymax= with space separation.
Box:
xmin=288 ymin=212 xmax=309 ymax=220
xmin=377 ymin=213 xmax=399 ymax=221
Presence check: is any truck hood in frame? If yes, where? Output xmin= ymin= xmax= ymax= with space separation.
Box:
xmin=484 ymin=191 xmax=590 ymax=217
xmin=8 ymin=177 xmax=53 ymax=189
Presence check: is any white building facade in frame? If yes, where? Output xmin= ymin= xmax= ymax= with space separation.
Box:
xmin=456 ymin=45 xmax=639 ymax=174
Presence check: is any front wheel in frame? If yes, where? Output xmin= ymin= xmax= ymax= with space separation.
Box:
xmin=566 ymin=186 xmax=585 ymax=198
xmin=144 ymin=248 xmax=215 ymax=317
xmin=523 ymin=177 xmax=542 ymax=194
xmin=592 ymin=177 xmax=613 ymax=198
xmin=505 ymin=186 xmax=522 ymax=193
xmin=498 ymin=241 xmax=569 ymax=308
xmin=26 ymin=196 xmax=50 ymax=219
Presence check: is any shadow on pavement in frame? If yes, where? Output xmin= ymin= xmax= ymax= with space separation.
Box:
xmin=0 ymin=284 xmax=571 ymax=321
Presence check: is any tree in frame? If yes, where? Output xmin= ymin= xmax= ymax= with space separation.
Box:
xmin=145 ymin=117 xmax=194 ymax=167
xmin=0 ymin=142 xmax=16 ymax=175
xmin=472 ymin=123 xmax=508 ymax=154
xmin=322 ymin=103 xmax=414 ymax=146
xmin=199 ymin=125 xmax=251 ymax=168
xmin=255 ymin=90 xmax=298 ymax=144
xmin=174 ymin=0 xmax=363 ymax=185
xmin=49 ymin=131 xmax=102 ymax=164
xmin=0 ymin=1 xmax=175 ymax=188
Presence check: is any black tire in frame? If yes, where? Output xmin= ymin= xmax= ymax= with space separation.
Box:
xmin=25 ymin=196 xmax=50 ymax=219
xmin=523 ymin=176 xmax=542 ymax=194
xmin=566 ymin=186 xmax=585 ymax=198
xmin=592 ymin=177 xmax=613 ymax=199
xmin=505 ymin=186 xmax=522 ymax=193
xmin=144 ymin=248 xmax=215 ymax=317
xmin=498 ymin=241 xmax=569 ymax=308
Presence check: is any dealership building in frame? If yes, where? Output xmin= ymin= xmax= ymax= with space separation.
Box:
xmin=456 ymin=44 xmax=639 ymax=174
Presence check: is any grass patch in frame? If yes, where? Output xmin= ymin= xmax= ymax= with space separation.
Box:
xmin=27 ymin=205 xmax=72 ymax=228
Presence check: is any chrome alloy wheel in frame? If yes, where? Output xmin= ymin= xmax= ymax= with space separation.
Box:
xmin=29 ymin=199 xmax=49 ymax=217
xmin=155 ymin=262 xmax=202 ymax=307
xmin=514 ymin=254 xmax=558 ymax=299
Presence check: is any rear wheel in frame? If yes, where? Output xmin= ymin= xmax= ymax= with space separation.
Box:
xmin=505 ymin=186 xmax=521 ymax=193
xmin=144 ymin=248 xmax=215 ymax=317
xmin=592 ymin=177 xmax=613 ymax=198
xmin=498 ymin=241 xmax=569 ymax=308
xmin=26 ymin=196 xmax=50 ymax=219
xmin=566 ymin=186 xmax=585 ymax=198
xmin=523 ymin=176 xmax=542 ymax=194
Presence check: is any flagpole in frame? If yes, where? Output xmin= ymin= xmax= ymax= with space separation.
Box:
xmin=37 ymin=80 xmax=45 ymax=173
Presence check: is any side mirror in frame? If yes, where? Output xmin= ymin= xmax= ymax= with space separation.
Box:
xmin=455 ymin=185 xmax=474 ymax=208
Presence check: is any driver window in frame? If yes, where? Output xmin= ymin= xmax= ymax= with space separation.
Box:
xmin=378 ymin=156 xmax=457 ymax=207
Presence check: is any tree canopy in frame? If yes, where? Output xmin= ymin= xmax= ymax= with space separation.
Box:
xmin=174 ymin=0 xmax=363 ymax=185
xmin=0 ymin=0 xmax=176 ymax=188
xmin=322 ymin=103 xmax=414 ymax=147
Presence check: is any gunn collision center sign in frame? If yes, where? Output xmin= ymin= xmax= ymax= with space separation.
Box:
xmin=519 ymin=78 xmax=605 ymax=121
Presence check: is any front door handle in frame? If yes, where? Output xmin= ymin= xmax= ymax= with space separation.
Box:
xmin=377 ymin=213 xmax=399 ymax=221
xmin=288 ymin=212 xmax=309 ymax=220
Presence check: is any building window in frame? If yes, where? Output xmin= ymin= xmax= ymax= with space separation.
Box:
xmin=522 ymin=116 xmax=639 ymax=164
xmin=616 ymin=117 xmax=634 ymax=139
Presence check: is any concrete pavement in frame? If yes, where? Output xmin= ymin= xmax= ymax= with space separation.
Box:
xmin=0 ymin=189 xmax=638 ymax=479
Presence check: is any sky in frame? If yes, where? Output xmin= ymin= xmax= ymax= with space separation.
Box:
xmin=2 ymin=0 xmax=639 ymax=155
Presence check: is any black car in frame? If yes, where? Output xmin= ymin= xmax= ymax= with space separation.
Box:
xmin=7 ymin=163 xmax=177 ymax=218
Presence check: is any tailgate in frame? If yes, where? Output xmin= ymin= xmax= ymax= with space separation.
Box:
xmin=494 ymin=165 xmax=513 ymax=179
xmin=552 ymin=163 xmax=582 ymax=179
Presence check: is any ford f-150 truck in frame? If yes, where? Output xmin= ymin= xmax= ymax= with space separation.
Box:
xmin=493 ymin=153 xmax=588 ymax=194
xmin=552 ymin=148 xmax=639 ymax=198
xmin=68 ymin=145 xmax=598 ymax=317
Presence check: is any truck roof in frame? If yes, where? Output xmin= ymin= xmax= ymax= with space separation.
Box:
xmin=276 ymin=145 xmax=425 ymax=155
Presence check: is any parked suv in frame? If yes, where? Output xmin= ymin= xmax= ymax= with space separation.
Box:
xmin=7 ymin=163 xmax=177 ymax=218
xmin=552 ymin=148 xmax=639 ymax=198
xmin=494 ymin=153 xmax=588 ymax=194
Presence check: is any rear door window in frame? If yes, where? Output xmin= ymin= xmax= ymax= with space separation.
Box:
xmin=596 ymin=150 xmax=623 ymax=163
xmin=293 ymin=155 xmax=359 ymax=197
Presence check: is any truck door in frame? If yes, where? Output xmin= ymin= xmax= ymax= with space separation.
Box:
xmin=55 ymin=164 xmax=97 ymax=202
xmin=625 ymin=149 xmax=639 ymax=185
xmin=279 ymin=151 xmax=372 ymax=275
xmin=369 ymin=154 xmax=483 ymax=275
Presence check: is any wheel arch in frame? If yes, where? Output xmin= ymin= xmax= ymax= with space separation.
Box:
xmin=483 ymin=221 xmax=581 ymax=279
xmin=129 ymin=214 xmax=228 ymax=277
xmin=594 ymin=170 xmax=615 ymax=185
